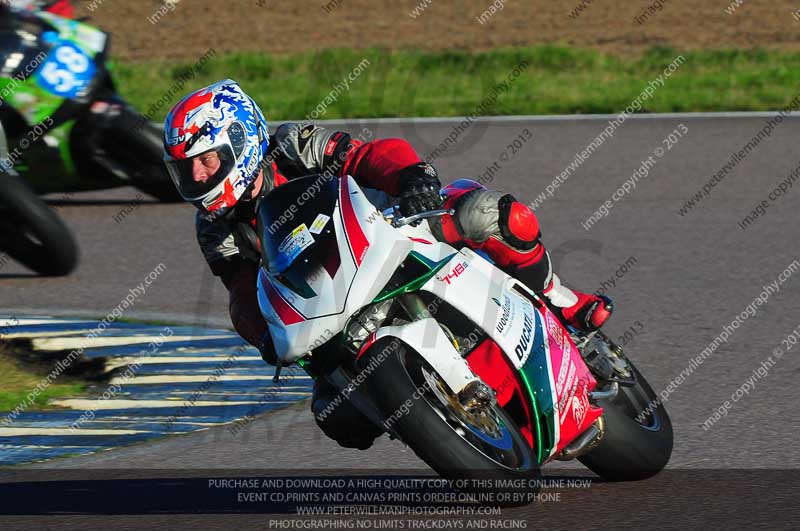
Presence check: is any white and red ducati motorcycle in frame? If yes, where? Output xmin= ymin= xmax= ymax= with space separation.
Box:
xmin=255 ymin=174 xmax=672 ymax=492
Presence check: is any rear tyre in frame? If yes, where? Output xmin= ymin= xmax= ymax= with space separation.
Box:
xmin=579 ymin=358 xmax=673 ymax=481
xmin=360 ymin=338 xmax=539 ymax=506
xmin=0 ymin=173 xmax=78 ymax=276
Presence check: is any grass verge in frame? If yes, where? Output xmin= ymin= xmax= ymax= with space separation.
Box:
xmin=112 ymin=45 xmax=800 ymax=121
xmin=0 ymin=351 xmax=85 ymax=413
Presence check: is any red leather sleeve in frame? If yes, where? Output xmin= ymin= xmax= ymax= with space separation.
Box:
xmin=340 ymin=138 xmax=421 ymax=196
xmin=226 ymin=261 xmax=268 ymax=349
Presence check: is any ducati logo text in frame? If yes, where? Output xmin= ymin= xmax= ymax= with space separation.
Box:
xmin=515 ymin=308 xmax=534 ymax=360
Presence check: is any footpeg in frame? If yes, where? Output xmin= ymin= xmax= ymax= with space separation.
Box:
xmin=588 ymin=382 xmax=618 ymax=402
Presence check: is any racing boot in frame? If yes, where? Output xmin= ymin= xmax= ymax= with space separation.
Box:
xmin=540 ymin=273 xmax=613 ymax=332
xmin=508 ymin=253 xmax=613 ymax=331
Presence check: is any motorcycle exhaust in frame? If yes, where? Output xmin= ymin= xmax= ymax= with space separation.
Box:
xmin=588 ymin=381 xmax=619 ymax=402
xmin=555 ymin=417 xmax=605 ymax=461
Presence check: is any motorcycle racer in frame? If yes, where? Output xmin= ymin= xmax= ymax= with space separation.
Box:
xmin=164 ymin=79 xmax=613 ymax=449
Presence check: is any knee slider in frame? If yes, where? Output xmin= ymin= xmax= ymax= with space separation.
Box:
xmin=433 ymin=181 xmax=489 ymax=243
xmin=498 ymin=194 xmax=540 ymax=250
xmin=450 ymin=188 xmax=504 ymax=243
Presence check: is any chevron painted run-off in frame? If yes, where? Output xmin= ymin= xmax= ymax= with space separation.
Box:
xmin=0 ymin=316 xmax=314 ymax=466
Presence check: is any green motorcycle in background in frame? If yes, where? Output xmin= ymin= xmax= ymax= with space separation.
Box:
xmin=0 ymin=9 xmax=178 ymax=275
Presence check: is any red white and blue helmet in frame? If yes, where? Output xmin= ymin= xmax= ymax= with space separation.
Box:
xmin=163 ymin=79 xmax=269 ymax=219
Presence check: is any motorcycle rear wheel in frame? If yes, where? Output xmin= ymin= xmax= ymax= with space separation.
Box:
xmin=0 ymin=173 xmax=78 ymax=276
xmin=360 ymin=338 xmax=539 ymax=506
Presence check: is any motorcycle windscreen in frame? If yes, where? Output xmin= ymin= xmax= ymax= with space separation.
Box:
xmin=0 ymin=12 xmax=52 ymax=79
xmin=256 ymin=174 xmax=341 ymax=299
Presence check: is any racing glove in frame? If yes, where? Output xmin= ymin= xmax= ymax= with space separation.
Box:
xmin=397 ymin=162 xmax=443 ymax=223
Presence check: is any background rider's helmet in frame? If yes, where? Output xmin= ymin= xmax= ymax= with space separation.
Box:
xmin=163 ymin=79 xmax=269 ymax=220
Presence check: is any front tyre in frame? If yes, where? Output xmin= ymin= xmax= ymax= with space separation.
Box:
xmin=360 ymin=338 xmax=538 ymax=504
xmin=0 ymin=173 xmax=78 ymax=276
xmin=131 ymin=166 xmax=182 ymax=203
xmin=579 ymin=357 xmax=673 ymax=481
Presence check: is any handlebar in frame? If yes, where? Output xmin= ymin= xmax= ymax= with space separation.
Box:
xmin=382 ymin=206 xmax=454 ymax=228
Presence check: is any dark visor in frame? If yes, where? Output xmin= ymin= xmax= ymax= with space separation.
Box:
xmin=165 ymin=145 xmax=236 ymax=200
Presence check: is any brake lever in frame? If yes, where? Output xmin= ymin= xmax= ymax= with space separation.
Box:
xmin=382 ymin=206 xmax=454 ymax=228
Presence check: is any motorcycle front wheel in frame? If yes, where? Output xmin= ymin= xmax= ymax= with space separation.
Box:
xmin=579 ymin=337 xmax=673 ymax=481
xmin=359 ymin=338 xmax=539 ymax=505
xmin=0 ymin=172 xmax=78 ymax=276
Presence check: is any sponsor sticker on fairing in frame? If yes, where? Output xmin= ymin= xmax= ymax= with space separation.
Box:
xmin=276 ymin=223 xmax=315 ymax=271
xmin=309 ymin=214 xmax=330 ymax=234
xmin=571 ymin=395 xmax=587 ymax=426
xmin=494 ymin=293 xmax=514 ymax=335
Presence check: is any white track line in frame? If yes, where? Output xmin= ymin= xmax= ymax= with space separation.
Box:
xmin=103 ymin=356 xmax=262 ymax=370
xmin=0 ymin=309 xmax=236 ymax=329
xmin=0 ymin=318 xmax=93 ymax=326
xmin=0 ymin=444 xmax=101 ymax=449
xmin=308 ymin=111 xmax=800 ymax=126
xmin=11 ymin=419 xmax=221 ymax=427
xmin=31 ymin=335 xmax=234 ymax=351
xmin=108 ymin=374 xmax=310 ymax=385
xmin=48 ymin=399 xmax=269 ymax=410
xmin=4 ymin=330 xmax=150 ymax=339
xmin=0 ymin=427 xmax=150 ymax=436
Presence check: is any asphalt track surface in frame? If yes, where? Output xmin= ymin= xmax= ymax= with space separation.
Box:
xmin=1 ymin=114 xmax=799 ymax=529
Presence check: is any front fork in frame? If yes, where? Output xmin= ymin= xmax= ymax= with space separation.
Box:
xmin=322 ymin=293 xmax=488 ymax=434
xmin=552 ymin=331 xmax=636 ymax=461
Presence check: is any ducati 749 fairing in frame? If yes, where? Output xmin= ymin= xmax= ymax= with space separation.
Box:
xmin=255 ymin=174 xmax=673 ymax=502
